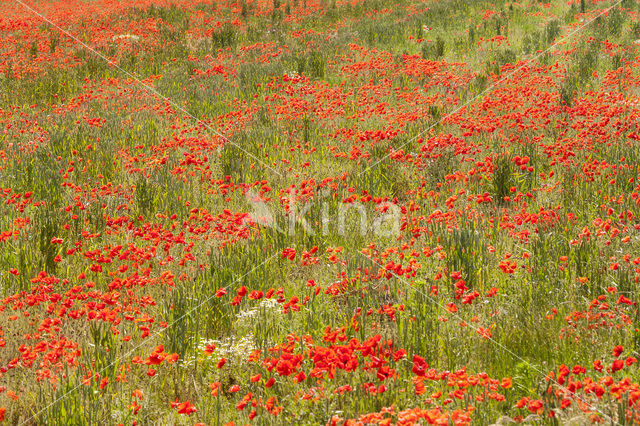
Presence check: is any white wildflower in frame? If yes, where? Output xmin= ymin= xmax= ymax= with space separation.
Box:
xmin=112 ymin=34 xmax=141 ymax=42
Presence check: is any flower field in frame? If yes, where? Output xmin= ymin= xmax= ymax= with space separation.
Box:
xmin=2 ymin=0 xmax=640 ymax=424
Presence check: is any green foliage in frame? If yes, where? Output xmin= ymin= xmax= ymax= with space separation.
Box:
xmin=358 ymin=18 xmax=407 ymax=47
xmin=544 ymin=19 xmax=561 ymax=45
xmin=560 ymin=77 xmax=576 ymax=106
xmin=49 ymin=30 xmax=59 ymax=53
xmin=560 ymin=40 xmax=599 ymax=106
xmin=607 ymin=7 xmax=624 ymax=37
xmin=36 ymin=204 xmax=62 ymax=274
xmin=135 ymin=177 xmax=157 ymax=216
xmin=521 ymin=30 xmax=541 ymax=55
xmin=491 ymin=153 xmax=514 ymax=204
xmin=421 ymin=36 xmax=445 ymax=60
xmin=211 ymin=24 xmax=237 ymax=50
xmin=445 ymin=227 xmax=488 ymax=290
xmin=472 ymin=73 xmax=488 ymax=95
xmin=295 ymin=50 xmax=326 ymax=79
xmin=485 ymin=48 xmax=517 ymax=76
xmin=29 ymin=41 xmax=38 ymax=58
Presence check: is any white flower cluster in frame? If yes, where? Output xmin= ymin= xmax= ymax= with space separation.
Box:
xmin=111 ymin=34 xmax=141 ymax=42
xmin=235 ymin=298 xmax=280 ymax=328
xmin=180 ymin=298 xmax=282 ymax=369
xmin=214 ymin=336 xmax=256 ymax=360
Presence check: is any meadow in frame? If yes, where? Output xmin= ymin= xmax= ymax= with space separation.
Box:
xmin=1 ymin=0 xmax=640 ymax=424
